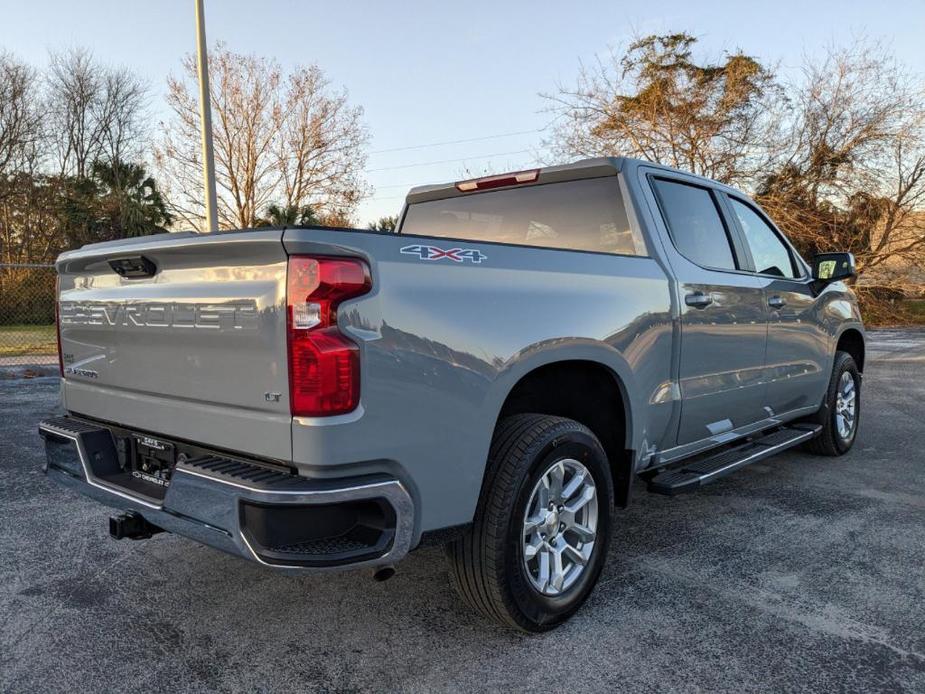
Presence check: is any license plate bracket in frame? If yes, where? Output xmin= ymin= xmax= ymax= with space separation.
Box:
xmin=132 ymin=435 xmax=175 ymax=488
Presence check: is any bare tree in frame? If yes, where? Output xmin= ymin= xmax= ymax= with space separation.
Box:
xmin=756 ymin=42 xmax=925 ymax=289
xmin=276 ymin=64 xmax=369 ymax=226
xmin=543 ymin=33 xmax=785 ymax=187
xmin=0 ymin=52 xmax=49 ymax=266
xmin=156 ymin=45 xmax=369 ymax=230
xmin=546 ymin=34 xmax=925 ymax=302
xmin=0 ymin=52 xmax=44 ymax=181
xmin=1 ymin=48 xmax=161 ymax=275
xmin=46 ymin=47 xmax=148 ymax=178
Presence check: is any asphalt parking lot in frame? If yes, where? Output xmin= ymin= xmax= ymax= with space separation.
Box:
xmin=2 ymin=330 xmax=924 ymax=693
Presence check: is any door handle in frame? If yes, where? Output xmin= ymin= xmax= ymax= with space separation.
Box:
xmin=685 ymin=291 xmax=714 ymax=309
xmin=768 ymin=295 xmax=786 ymax=309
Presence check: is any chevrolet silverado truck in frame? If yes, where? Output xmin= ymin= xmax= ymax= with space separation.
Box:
xmin=39 ymin=157 xmax=864 ymax=631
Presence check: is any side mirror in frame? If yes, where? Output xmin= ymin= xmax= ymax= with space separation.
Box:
xmin=812 ymin=252 xmax=856 ymax=283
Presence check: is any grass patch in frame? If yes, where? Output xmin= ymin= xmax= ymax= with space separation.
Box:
xmin=0 ymin=324 xmax=57 ymax=357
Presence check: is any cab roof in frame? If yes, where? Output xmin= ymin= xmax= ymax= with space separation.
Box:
xmin=404 ymin=156 xmax=743 ymax=205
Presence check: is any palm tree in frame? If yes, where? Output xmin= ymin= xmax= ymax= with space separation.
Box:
xmin=58 ymin=159 xmax=173 ymax=248
xmin=257 ymin=204 xmax=320 ymax=227
xmin=368 ymin=215 xmax=398 ymax=232
xmin=91 ymin=159 xmax=173 ymax=237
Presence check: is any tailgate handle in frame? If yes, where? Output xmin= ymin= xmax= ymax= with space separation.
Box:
xmin=109 ymin=255 xmax=157 ymax=278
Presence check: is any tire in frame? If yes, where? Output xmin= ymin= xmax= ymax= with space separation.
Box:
xmin=445 ymin=414 xmax=614 ymax=632
xmin=804 ymin=351 xmax=861 ymax=456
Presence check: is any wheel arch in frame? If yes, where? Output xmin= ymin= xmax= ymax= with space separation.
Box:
xmin=483 ymin=344 xmax=639 ymax=508
xmin=835 ymin=327 xmax=865 ymax=372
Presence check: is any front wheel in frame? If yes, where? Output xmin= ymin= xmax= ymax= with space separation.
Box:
xmin=445 ymin=414 xmax=614 ymax=632
xmin=804 ymin=351 xmax=861 ymax=456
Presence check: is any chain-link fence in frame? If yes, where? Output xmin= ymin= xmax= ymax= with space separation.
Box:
xmin=0 ymin=263 xmax=58 ymax=367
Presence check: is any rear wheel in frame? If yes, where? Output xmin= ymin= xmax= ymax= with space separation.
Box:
xmin=445 ymin=414 xmax=614 ymax=632
xmin=804 ymin=351 xmax=861 ymax=456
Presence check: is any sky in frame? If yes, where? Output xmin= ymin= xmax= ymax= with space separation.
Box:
xmin=2 ymin=0 xmax=924 ymax=225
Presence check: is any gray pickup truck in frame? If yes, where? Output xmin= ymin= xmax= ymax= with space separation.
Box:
xmin=39 ymin=157 xmax=864 ymax=631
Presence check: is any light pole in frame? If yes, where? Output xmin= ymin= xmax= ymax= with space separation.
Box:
xmin=195 ymin=0 xmax=219 ymax=232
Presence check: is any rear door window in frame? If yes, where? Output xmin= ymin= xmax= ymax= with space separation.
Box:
xmin=651 ymin=178 xmax=738 ymax=271
xmin=400 ymin=177 xmax=647 ymax=256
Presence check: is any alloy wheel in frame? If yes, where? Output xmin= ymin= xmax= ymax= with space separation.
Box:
xmin=521 ymin=458 xmax=598 ymax=596
xmin=835 ymin=370 xmax=857 ymax=440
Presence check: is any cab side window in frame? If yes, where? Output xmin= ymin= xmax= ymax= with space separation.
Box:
xmin=729 ymin=198 xmax=799 ymax=279
xmin=652 ymin=178 xmax=738 ymax=271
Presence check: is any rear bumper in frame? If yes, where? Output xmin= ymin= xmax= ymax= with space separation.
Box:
xmin=38 ymin=416 xmax=415 ymax=572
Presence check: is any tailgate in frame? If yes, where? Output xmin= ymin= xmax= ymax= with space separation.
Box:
xmin=56 ymin=230 xmax=292 ymax=461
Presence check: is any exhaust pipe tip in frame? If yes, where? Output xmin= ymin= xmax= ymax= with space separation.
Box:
xmin=372 ymin=565 xmax=396 ymax=582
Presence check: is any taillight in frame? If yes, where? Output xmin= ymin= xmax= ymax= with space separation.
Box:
xmin=55 ymin=275 xmax=64 ymax=376
xmin=286 ymin=256 xmax=371 ymax=416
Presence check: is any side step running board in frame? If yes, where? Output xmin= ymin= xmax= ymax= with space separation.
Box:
xmin=646 ymin=424 xmax=822 ymax=496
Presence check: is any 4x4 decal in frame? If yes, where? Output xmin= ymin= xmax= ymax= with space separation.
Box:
xmin=400 ymin=244 xmax=486 ymax=264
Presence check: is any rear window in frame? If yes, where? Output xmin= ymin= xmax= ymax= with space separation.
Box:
xmin=400 ymin=177 xmax=647 ymax=256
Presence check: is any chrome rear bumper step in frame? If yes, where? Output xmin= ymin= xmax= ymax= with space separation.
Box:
xmin=646 ymin=424 xmax=822 ymax=496
xmin=38 ymin=415 xmax=415 ymax=571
